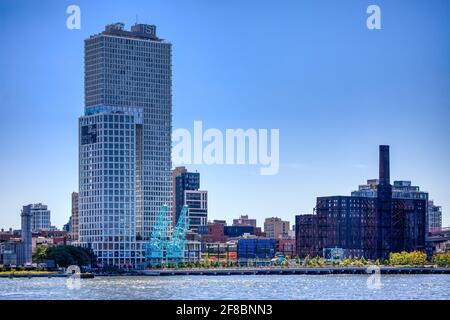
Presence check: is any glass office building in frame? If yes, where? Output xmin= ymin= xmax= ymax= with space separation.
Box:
xmin=237 ymin=238 xmax=277 ymax=261
xmin=22 ymin=203 xmax=51 ymax=231
xmin=78 ymin=23 xmax=172 ymax=267
xmin=184 ymin=190 xmax=208 ymax=233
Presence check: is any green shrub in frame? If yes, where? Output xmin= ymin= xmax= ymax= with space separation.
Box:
xmin=389 ymin=251 xmax=427 ymax=266
xmin=433 ymin=252 xmax=450 ymax=267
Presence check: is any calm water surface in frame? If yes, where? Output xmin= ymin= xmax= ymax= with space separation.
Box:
xmin=1 ymin=275 xmax=449 ymax=300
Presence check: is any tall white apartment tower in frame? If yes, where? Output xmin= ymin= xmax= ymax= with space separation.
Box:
xmin=79 ymin=23 xmax=172 ymax=267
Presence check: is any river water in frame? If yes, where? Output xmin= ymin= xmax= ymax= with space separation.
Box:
xmin=0 ymin=275 xmax=449 ymax=300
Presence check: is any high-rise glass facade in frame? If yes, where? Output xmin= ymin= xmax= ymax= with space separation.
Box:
xmin=184 ymin=190 xmax=208 ymax=232
xmin=171 ymin=167 xmax=208 ymax=232
xmin=174 ymin=169 xmax=200 ymax=223
xmin=22 ymin=203 xmax=51 ymax=231
xmin=78 ymin=23 xmax=172 ymax=267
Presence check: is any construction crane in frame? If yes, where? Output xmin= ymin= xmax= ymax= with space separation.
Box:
xmin=145 ymin=205 xmax=170 ymax=265
xmin=166 ymin=205 xmax=190 ymax=265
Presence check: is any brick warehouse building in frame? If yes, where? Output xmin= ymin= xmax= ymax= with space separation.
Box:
xmin=295 ymin=146 xmax=426 ymax=260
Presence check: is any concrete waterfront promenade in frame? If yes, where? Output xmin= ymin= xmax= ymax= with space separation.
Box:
xmin=140 ymin=266 xmax=450 ymax=276
xmin=2 ymin=267 xmax=449 ymax=278
xmin=0 ymin=273 xmax=64 ymax=278
xmin=0 ymin=272 xmax=93 ymax=278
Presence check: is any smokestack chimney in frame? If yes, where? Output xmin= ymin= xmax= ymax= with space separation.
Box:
xmin=379 ymin=145 xmax=390 ymax=186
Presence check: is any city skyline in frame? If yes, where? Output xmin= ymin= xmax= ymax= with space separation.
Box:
xmin=0 ymin=0 xmax=449 ymax=230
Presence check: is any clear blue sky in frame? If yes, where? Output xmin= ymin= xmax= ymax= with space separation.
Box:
xmin=0 ymin=0 xmax=449 ymax=229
